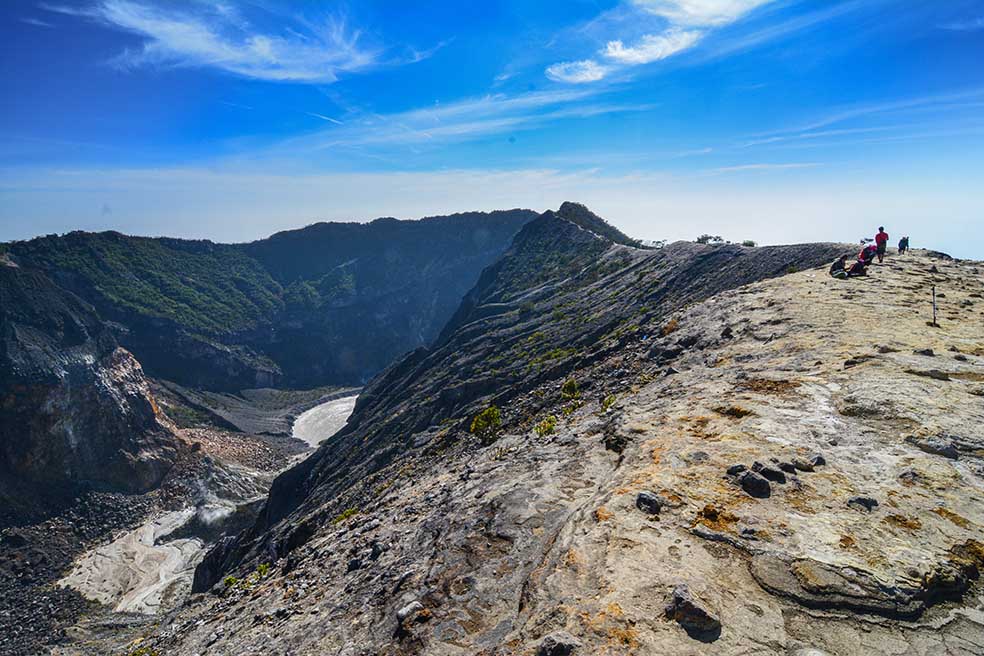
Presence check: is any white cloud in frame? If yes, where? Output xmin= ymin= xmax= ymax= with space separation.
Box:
xmin=545 ymin=60 xmax=610 ymax=84
xmin=547 ymin=0 xmax=778 ymax=83
xmin=43 ymin=1 xmax=396 ymax=83
xmin=603 ymin=29 xmax=702 ymax=64
xmin=632 ymin=0 xmax=774 ymax=27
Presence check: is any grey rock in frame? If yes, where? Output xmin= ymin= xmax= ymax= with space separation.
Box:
xmin=396 ymin=601 xmax=423 ymax=622
xmin=752 ymin=461 xmax=787 ymax=484
xmin=664 ymin=584 xmax=722 ymax=642
xmin=635 ymin=491 xmax=663 ymax=515
xmin=906 ymin=435 xmax=959 ymax=459
xmin=848 ymin=496 xmax=878 ymax=512
xmin=739 ymin=471 xmax=771 ymax=498
xmin=536 ymin=631 xmax=582 ymax=656
xmin=726 ymin=464 xmax=747 ymax=476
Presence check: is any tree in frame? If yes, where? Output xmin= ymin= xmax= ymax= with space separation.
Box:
xmin=696 ymin=234 xmax=724 ymax=245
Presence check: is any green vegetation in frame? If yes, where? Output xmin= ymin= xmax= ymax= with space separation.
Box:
xmin=10 ymin=232 xmax=283 ymax=334
xmin=561 ymin=378 xmax=580 ymax=400
xmin=126 ymin=646 xmax=160 ymax=656
xmin=534 ymin=415 xmax=558 ymax=437
xmin=332 ymin=507 xmax=359 ymax=525
xmin=470 ymin=405 xmax=502 ymax=445
xmin=601 ymin=394 xmax=617 ymax=412
xmin=696 ymin=234 xmax=724 ymax=245
xmin=742 ymin=240 xmax=758 ymax=247
xmin=223 ymin=575 xmax=239 ymax=588
xmin=256 ymin=562 xmax=270 ymax=577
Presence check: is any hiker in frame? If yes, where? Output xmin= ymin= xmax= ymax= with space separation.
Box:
xmin=829 ymin=255 xmax=850 ymax=279
xmin=858 ymin=244 xmax=878 ymax=266
xmin=898 ymin=236 xmax=909 ymax=254
xmin=874 ymin=227 xmax=889 ymax=263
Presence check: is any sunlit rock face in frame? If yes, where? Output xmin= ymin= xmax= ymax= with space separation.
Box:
xmin=0 ymin=265 xmax=178 ymax=522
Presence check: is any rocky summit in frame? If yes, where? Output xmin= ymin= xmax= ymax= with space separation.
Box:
xmin=3 ymin=205 xmax=983 ymax=656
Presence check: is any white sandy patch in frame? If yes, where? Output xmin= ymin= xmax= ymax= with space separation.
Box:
xmin=59 ymin=509 xmax=205 ymax=615
xmin=292 ymin=395 xmax=358 ymax=447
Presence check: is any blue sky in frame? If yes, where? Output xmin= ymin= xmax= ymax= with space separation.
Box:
xmin=1 ymin=1 xmax=983 ymax=256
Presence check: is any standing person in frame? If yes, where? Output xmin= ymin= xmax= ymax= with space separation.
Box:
xmin=874 ymin=227 xmax=889 ymax=263
xmin=898 ymin=236 xmax=909 ymax=254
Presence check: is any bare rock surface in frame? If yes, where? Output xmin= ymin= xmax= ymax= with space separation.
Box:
xmin=55 ymin=237 xmax=984 ymax=655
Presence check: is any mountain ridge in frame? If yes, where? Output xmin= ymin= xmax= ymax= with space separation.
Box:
xmin=4 ymin=209 xmax=536 ymax=390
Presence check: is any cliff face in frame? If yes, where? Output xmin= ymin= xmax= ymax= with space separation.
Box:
xmin=6 ymin=210 xmax=536 ymax=391
xmin=0 ymin=264 xmax=178 ymax=524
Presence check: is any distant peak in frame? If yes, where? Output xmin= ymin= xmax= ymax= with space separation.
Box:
xmin=556 ymin=202 xmax=641 ymax=247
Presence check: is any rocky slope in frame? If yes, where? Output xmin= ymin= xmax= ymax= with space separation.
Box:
xmin=0 ymin=262 xmax=179 ymax=524
xmin=5 ymin=210 xmax=535 ymax=390
xmin=100 ymin=210 xmax=984 ymax=656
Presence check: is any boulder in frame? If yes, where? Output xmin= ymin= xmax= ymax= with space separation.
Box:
xmin=739 ymin=471 xmax=771 ymax=498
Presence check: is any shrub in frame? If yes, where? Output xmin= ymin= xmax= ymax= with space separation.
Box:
xmin=661 ymin=318 xmax=680 ymax=336
xmin=601 ymin=394 xmax=617 ymax=412
xmin=742 ymin=240 xmax=757 ymax=247
xmin=696 ymin=234 xmax=724 ymax=245
xmin=332 ymin=507 xmax=359 ymax=525
xmin=535 ymin=415 xmax=558 ymax=437
xmin=561 ymin=378 xmax=579 ymax=400
xmin=223 ymin=575 xmax=239 ymax=589
xmin=256 ymin=563 xmax=270 ymax=577
xmin=470 ymin=405 xmax=502 ymax=445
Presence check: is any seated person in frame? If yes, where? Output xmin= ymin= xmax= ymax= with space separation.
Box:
xmin=858 ymin=244 xmax=878 ymax=266
xmin=848 ymin=259 xmax=868 ymax=277
xmin=829 ymin=255 xmax=849 ymax=279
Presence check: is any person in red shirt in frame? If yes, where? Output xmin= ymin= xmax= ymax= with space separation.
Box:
xmin=874 ymin=227 xmax=889 ymax=263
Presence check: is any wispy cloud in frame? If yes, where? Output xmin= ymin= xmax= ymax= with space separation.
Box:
xmin=272 ymin=87 xmax=653 ymax=153
xmin=707 ymin=162 xmax=821 ymax=174
xmin=306 ymin=112 xmax=344 ymax=125
xmin=939 ymin=16 xmax=984 ymax=31
xmin=545 ymin=60 xmax=610 ymax=84
xmin=21 ymin=16 xmax=55 ymax=27
xmin=547 ymin=0 xmax=777 ymax=83
xmin=603 ymin=28 xmax=702 ymax=64
xmin=42 ymin=1 xmax=424 ymax=83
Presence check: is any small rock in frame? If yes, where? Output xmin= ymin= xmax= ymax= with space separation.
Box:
xmin=906 ymin=435 xmax=959 ymax=460
xmin=537 ymin=631 xmax=582 ymax=656
xmin=739 ymin=527 xmax=760 ymax=540
xmin=752 ymin=461 xmax=786 ymax=484
xmin=955 ymin=354 xmax=969 ymax=362
xmin=777 ymin=461 xmax=797 ymax=474
xmin=913 ymin=348 xmax=935 ymax=356
xmin=346 ymin=558 xmax=362 ymax=573
xmin=809 ymin=454 xmax=826 ymax=467
xmin=664 ymin=584 xmax=721 ymax=642
xmin=635 ymin=491 xmax=663 ymax=516
xmin=791 ymin=458 xmax=814 ymax=473
xmin=726 ymin=464 xmax=747 ymax=476
xmin=396 ymin=601 xmax=424 ymax=622
xmin=848 ymin=496 xmax=878 ymax=512
xmin=739 ymin=471 xmax=771 ymax=498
